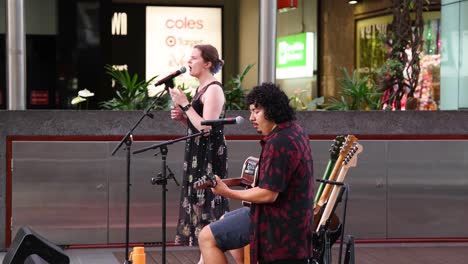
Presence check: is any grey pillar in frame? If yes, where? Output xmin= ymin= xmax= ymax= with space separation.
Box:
xmin=258 ymin=0 xmax=277 ymax=84
xmin=6 ymin=0 xmax=26 ymax=110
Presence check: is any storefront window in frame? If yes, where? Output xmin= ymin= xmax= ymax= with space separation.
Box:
xmin=238 ymin=0 xmax=319 ymax=110
xmin=3 ymin=0 xmax=468 ymax=111
xmin=0 ymin=0 xmax=104 ymax=109
xmin=276 ymin=0 xmax=318 ymax=110
xmin=440 ymin=0 xmax=468 ymax=110
xmin=356 ymin=12 xmax=441 ymax=110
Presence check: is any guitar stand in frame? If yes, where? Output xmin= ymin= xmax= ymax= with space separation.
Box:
xmin=343 ymin=235 xmax=355 ymax=264
xmin=312 ymin=179 xmax=351 ymax=264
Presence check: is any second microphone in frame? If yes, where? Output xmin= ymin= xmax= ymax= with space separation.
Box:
xmin=201 ymin=116 xmax=244 ymax=126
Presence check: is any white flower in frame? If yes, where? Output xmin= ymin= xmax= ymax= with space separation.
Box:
xmin=71 ymin=96 xmax=86 ymax=105
xmin=78 ymin=88 xmax=94 ymax=98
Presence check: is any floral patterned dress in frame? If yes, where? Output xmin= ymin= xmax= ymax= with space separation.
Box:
xmin=175 ymin=81 xmax=230 ymax=246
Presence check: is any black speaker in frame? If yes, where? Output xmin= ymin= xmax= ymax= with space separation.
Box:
xmin=2 ymin=226 xmax=70 ymax=264
xmin=24 ymin=255 xmax=48 ymax=264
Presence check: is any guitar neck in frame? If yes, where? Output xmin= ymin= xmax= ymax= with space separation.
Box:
xmin=222 ymin=178 xmax=244 ymax=187
xmin=316 ymin=166 xmax=350 ymax=231
xmin=316 ymin=140 xmax=362 ymax=231
xmin=316 ymin=155 xmax=344 ymax=208
xmin=314 ymin=159 xmax=336 ymax=205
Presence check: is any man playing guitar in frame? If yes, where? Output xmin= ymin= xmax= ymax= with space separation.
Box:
xmin=197 ymin=83 xmax=314 ymax=264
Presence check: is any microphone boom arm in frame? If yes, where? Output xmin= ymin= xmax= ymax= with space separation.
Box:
xmin=133 ymin=130 xmax=210 ymax=155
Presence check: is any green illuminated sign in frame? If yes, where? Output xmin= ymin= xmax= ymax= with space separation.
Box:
xmin=276 ymin=32 xmax=314 ymax=79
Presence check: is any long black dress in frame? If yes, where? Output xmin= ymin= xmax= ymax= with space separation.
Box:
xmin=175 ymin=81 xmax=230 ymax=246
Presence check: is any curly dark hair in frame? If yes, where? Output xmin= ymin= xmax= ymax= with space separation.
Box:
xmin=245 ymin=82 xmax=296 ymax=123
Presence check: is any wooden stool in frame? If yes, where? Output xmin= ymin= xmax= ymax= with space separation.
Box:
xmin=243 ymin=244 xmax=250 ymax=263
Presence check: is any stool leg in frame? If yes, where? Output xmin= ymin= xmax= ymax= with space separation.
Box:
xmin=243 ymin=244 xmax=250 ymax=264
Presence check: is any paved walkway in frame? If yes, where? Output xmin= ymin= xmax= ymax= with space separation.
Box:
xmin=1 ymin=242 xmax=468 ymax=263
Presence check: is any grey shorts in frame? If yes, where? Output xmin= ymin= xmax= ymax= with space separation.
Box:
xmin=210 ymin=207 xmax=250 ymax=251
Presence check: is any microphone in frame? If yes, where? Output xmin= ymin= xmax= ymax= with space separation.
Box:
xmin=154 ymin=66 xmax=187 ymax=87
xmin=201 ymin=116 xmax=245 ymax=126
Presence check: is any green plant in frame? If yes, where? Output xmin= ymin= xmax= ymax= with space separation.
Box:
xmin=224 ymin=64 xmax=255 ymax=110
xmin=289 ymin=92 xmax=325 ymax=111
xmin=100 ymin=65 xmax=169 ymax=110
xmin=325 ymin=68 xmax=382 ymax=110
xmin=179 ymin=82 xmax=194 ymax=102
xmin=289 ymin=94 xmax=307 ymax=110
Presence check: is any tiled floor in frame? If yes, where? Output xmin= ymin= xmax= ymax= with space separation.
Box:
xmin=1 ymin=242 xmax=468 ymax=263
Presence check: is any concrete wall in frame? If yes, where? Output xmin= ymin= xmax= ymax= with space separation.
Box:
xmin=2 ymin=110 xmax=468 ymax=249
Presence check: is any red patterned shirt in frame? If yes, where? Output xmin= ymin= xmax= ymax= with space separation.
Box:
xmin=249 ymin=121 xmax=314 ymax=263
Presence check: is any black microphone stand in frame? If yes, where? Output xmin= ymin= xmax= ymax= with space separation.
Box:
xmin=150 ymin=145 xmax=178 ymax=264
xmin=133 ymin=130 xmax=209 ymax=264
xmin=111 ymin=80 xmax=172 ymax=264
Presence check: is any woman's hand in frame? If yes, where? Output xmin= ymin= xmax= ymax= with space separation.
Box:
xmin=169 ymin=87 xmax=190 ymax=107
xmin=170 ymin=105 xmax=185 ymax=121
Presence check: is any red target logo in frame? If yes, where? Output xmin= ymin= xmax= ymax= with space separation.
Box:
xmin=166 ymin=36 xmax=176 ymax=47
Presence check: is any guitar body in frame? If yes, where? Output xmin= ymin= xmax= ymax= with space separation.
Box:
xmin=238 ymin=156 xmax=259 ymax=206
xmin=313 ymin=206 xmax=340 ymax=231
xmin=194 ymin=156 xmax=259 ymax=208
xmin=239 ymin=156 xmax=260 ymax=188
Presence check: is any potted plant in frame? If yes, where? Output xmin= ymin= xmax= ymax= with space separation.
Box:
xmin=325 ymin=68 xmax=382 ymax=110
xmin=100 ymin=65 xmax=169 ymax=110
xmin=224 ymin=64 xmax=255 ymax=110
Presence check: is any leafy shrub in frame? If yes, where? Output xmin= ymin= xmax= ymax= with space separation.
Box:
xmin=100 ymin=65 xmax=169 ymax=110
xmin=325 ymin=68 xmax=382 ymax=110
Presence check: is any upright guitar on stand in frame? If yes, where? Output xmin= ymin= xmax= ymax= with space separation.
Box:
xmin=315 ymin=142 xmax=363 ymax=232
xmin=312 ymin=138 xmax=362 ymax=264
xmin=314 ymin=135 xmax=346 ymax=205
xmin=313 ymin=135 xmax=358 ymax=230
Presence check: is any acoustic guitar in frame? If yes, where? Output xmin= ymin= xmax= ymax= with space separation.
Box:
xmin=194 ymin=156 xmax=259 ymax=190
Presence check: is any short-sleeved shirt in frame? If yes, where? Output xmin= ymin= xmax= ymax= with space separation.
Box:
xmin=249 ymin=121 xmax=314 ymax=263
